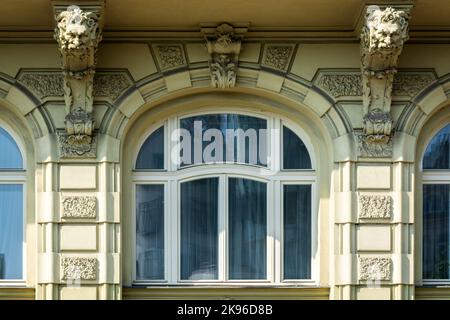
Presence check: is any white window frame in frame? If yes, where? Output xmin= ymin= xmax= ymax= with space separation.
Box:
xmin=421 ymin=123 xmax=450 ymax=285
xmin=0 ymin=125 xmax=27 ymax=287
xmin=132 ymin=111 xmax=318 ymax=286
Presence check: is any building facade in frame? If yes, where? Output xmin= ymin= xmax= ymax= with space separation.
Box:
xmin=0 ymin=0 xmax=449 ymax=300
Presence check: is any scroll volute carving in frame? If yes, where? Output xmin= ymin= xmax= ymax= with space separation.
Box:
xmin=54 ymin=3 xmax=104 ymax=158
xmin=202 ymin=23 xmax=247 ymax=89
xmin=360 ymin=6 xmax=410 ymax=150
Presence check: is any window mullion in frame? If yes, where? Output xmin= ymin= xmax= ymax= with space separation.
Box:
xmin=170 ymin=179 xmax=178 ymax=284
xmin=218 ymin=175 xmax=226 ymax=282
xmin=274 ymin=180 xmax=282 ymax=284
xmin=267 ymin=179 xmax=275 ymax=283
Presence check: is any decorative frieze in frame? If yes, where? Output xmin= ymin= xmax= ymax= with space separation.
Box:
xmin=61 ymin=196 xmax=97 ymax=218
xmin=393 ymin=73 xmax=435 ymax=97
xmin=262 ymin=44 xmax=295 ymax=72
xmin=316 ymin=73 xmax=362 ymax=98
xmin=93 ymin=72 xmax=132 ymax=100
xmin=359 ymin=194 xmax=392 ymax=219
xmin=153 ymin=44 xmax=186 ymax=71
xmin=359 ymin=257 xmax=391 ymax=281
xmin=18 ymin=73 xmax=64 ymax=99
xmin=54 ymin=4 xmax=104 ymax=158
xmin=203 ymin=23 xmax=247 ymax=88
xmin=360 ymin=5 xmax=410 ymax=155
xmin=61 ymin=257 xmax=97 ymax=280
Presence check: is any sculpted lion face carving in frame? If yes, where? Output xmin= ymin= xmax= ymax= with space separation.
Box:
xmin=363 ymin=6 xmax=409 ymax=53
xmin=55 ymin=5 xmax=101 ymax=51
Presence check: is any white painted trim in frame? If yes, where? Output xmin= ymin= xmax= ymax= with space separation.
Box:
xmin=131 ymin=110 xmax=318 ymax=286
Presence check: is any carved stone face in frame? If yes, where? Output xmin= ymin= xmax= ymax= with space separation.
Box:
xmin=55 ymin=6 xmax=99 ymax=51
xmin=365 ymin=7 xmax=409 ymax=52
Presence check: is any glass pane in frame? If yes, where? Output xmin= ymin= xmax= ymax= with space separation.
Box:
xmin=283 ymin=185 xmax=311 ymax=279
xmin=181 ymin=178 xmax=218 ymax=280
xmin=136 ymin=126 xmax=164 ymax=170
xmin=0 ymin=128 xmax=23 ymax=169
xmin=136 ymin=184 xmax=164 ymax=280
xmin=229 ymin=178 xmax=267 ymax=280
xmin=423 ymin=184 xmax=450 ymax=279
xmin=423 ymin=124 xmax=450 ymax=169
xmin=283 ymin=126 xmax=311 ymax=169
xmin=179 ymin=114 xmax=267 ymax=167
xmin=0 ymin=184 xmax=23 ymax=280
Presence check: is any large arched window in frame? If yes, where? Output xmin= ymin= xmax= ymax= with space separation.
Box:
xmin=132 ymin=112 xmax=315 ymax=285
xmin=0 ymin=127 xmax=25 ymax=281
xmin=422 ymin=124 xmax=450 ymax=283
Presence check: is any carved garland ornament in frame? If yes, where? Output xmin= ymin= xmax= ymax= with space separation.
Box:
xmin=61 ymin=257 xmax=97 ymax=280
xmin=61 ymin=196 xmax=97 ymax=218
xmin=359 ymin=257 xmax=391 ymax=281
xmin=54 ymin=4 xmax=104 ymax=158
xmin=204 ymin=23 xmax=244 ymax=89
xmin=359 ymin=194 xmax=392 ymax=219
xmin=360 ymin=6 xmax=410 ymax=157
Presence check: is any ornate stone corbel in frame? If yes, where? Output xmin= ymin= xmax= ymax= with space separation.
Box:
xmin=202 ymin=23 xmax=247 ymax=88
xmin=53 ymin=3 xmax=104 ymax=158
xmin=359 ymin=5 xmax=410 ymax=157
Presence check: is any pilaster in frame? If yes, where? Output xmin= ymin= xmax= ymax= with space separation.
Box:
xmin=36 ymin=1 xmax=120 ymax=300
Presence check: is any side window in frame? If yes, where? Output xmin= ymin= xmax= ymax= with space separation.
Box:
xmin=0 ymin=127 xmax=25 ymax=280
xmin=422 ymin=124 xmax=450 ymax=281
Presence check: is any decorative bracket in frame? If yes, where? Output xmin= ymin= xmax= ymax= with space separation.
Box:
xmin=359 ymin=5 xmax=411 ymax=157
xmin=201 ymin=23 xmax=248 ymax=89
xmin=53 ymin=1 xmax=105 ymax=158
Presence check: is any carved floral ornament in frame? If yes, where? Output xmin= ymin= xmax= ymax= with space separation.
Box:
xmin=54 ymin=4 xmax=104 ymax=158
xmin=359 ymin=194 xmax=392 ymax=219
xmin=262 ymin=44 xmax=295 ymax=72
xmin=61 ymin=196 xmax=97 ymax=219
xmin=203 ymin=23 xmax=246 ymax=89
xmin=359 ymin=257 xmax=391 ymax=281
xmin=153 ymin=44 xmax=186 ymax=71
xmin=61 ymin=257 xmax=98 ymax=280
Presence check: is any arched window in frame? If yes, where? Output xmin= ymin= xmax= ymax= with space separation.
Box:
xmin=0 ymin=127 xmax=25 ymax=281
xmin=422 ymin=124 xmax=450 ymax=283
xmin=133 ymin=112 xmax=315 ymax=284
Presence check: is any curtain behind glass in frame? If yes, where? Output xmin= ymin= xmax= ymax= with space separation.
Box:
xmin=283 ymin=126 xmax=311 ymax=169
xmin=283 ymin=185 xmax=311 ymax=279
xmin=229 ymin=178 xmax=267 ymax=280
xmin=423 ymin=124 xmax=450 ymax=169
xmin=180 ymin=114 xmax=267 ymax=166
xmin=136 ymin=126 xmax=165 ymax=170
xmin=136 ymin=184 xmax=165 ymax=280
xmin=0 ymin=184 xmax=23 ymax=279
xmin=423 ymin=184 xmax=450 ymax=279
xmin=181 ymin=178 xmax=218 ymax=280
xmin=0 ymin=128 xmax=23 ymax=169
